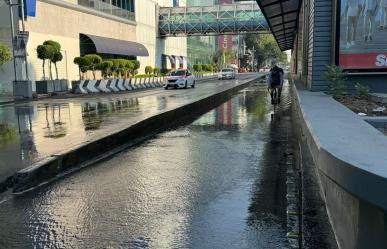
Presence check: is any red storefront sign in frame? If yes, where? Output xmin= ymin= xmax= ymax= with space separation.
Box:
xmin=218 ymin=0 xmax=232 ymax=51
xmin=340 ymin=53 xmax=387 ymax=69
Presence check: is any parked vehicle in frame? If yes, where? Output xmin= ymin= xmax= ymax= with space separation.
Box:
xmin=218 ymin=68 xmax=236 ymax=80
xmin=164 ymin=69 xmax=195 ymax=89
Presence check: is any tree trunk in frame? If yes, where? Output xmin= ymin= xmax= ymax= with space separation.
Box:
xmin=92 ymin=67 xmax=96 ymax=80
xmin=49 ymin=61 xmax=53 ymax=80
xmin=42 ymin=60 xmax=46 ymax=79
xmin=78 ymin=68 xmax=81 ymax=80
xmin=54 ymin=63 xmax=59 ymax=80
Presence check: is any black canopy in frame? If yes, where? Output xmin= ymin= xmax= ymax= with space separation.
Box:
xmin=80 ymin=34 xmax=149 ymax=57
xmin=255 ymin=0 xmax=301 ymax=51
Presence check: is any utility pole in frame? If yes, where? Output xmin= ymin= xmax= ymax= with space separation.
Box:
xmin=251 ymin=46 xmax=256 ymax=72
xmin=5 ymin=0 xmax=18 ymax=81
xmin=5 ymin=0 xmax=29 ymax=81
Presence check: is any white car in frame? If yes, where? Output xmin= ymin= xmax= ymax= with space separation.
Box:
xmin=164 ymin=69 xmax=195 ymax=89
xmin=218 ymin=68 xmax=236 ymax=80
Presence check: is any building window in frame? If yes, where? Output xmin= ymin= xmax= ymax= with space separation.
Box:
xmin=78 ymin=0 xmax=135 ymax=21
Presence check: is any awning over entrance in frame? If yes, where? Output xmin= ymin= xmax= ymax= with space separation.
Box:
xmin=255 ymin=0 xmax=301 ymax=51
xmin=165 ymin=55 xmax=176 ymax=64
xmin=80 ymin=34 xmax=149 ymax=56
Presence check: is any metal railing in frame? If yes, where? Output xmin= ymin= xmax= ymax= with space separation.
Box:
xmin=78 ymin=0 xmax=135 ymax=21
xmin=159 ymin=2 xmax=269 ymax=36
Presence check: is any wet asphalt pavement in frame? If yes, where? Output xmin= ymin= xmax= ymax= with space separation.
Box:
xmin=0 ymin=80 xmax=295 ymax=248
xmin=0 ymin=74 xmax=261 ymax=183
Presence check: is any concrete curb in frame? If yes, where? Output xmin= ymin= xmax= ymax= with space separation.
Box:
xmin=291 ymin=81 xmax=387 ymax=249
xmin=1 ymin=76 xmax=262 ymax=195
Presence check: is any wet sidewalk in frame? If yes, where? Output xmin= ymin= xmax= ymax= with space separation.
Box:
xmin=0 ymin=74 xmax=260 ymax=183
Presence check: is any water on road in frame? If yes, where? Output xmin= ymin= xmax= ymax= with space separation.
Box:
xmin=0 ymin=74 xmax=259 ymax=183
xmin=0 ymin=82 xmax=293 ymax=248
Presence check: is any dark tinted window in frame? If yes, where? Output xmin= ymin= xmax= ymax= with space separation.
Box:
xmin=170 ymin=70 xmax=186 ymax=76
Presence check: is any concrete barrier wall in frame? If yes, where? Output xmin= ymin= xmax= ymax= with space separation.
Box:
xmin=7 ymin=76 xmax=262 ymax=195
xmin=72 ymin=74 xmax=217 ymax=94
xmin=291 ymin=81 xmax=387 ymax=249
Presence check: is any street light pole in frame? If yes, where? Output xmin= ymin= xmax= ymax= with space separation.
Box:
xmin=6 ymin=0 xmax=18 ymax=81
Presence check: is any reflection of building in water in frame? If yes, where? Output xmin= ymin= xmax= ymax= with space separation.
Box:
xmin=81 ymin=98 xmax=140 ymax=131
xmin=215 ymin=97 xmax=246 ymax=127
xmin=192 ymin=96 xmax=247 ymax=129
xmin=15 ymin=106 xmax=37 ymax=160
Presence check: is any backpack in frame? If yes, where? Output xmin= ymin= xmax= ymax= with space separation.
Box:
xmin=270 ymin=70 xmax=281 ymax=86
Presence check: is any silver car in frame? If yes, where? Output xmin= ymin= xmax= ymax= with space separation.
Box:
xmin=218 ymin=68 xmax=236 ymax=80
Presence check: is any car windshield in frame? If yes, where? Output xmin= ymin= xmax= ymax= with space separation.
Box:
xmin=221 ymin=69 xmax=233 ymax=72
xmin=170 ymin=70 xmax=186 ymax=76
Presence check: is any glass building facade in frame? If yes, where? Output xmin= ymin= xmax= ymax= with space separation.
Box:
xmin=186 ymin=0 xmax=217 ymax=68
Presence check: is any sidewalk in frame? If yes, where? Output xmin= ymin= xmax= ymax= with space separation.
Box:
xmin=0 ymin=95 xmax=14 ymax=106
xmin=0 ymin=74 xmax=262 ymax=187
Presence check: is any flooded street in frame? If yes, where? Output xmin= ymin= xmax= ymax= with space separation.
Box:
xmin=0 ymin=82 xmax=294 ymax=248
xmin=0 ymin=74 xmax=258 ymax=183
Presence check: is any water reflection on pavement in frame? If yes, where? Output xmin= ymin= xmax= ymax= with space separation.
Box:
xmin=0 ymin=75 xmax=258 ymax=182
xmin=0 ymin=81 xmax=293 ymax=248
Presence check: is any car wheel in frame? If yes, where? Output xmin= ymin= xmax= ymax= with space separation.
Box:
xmin=164 ymin=86 xmax=168 ymax=90
xmin=192 ymin=81 xmax=195 ymax=88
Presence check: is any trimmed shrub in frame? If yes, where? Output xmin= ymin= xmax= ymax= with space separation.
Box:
xmin=73 ymin=56 xmax=90 ymax=80
xmin=145 ymin=66 xmax=153 ymax=75
xmin=37 ymin=44 xmax=54 ymax=79
xmin=84 ymin=54 xmax=103 ymax=79
xmin=131 ymin=60 xmax=140 ymax=70
xmin=193 ymin=64 xmax=202 ymax=72
xmin=153 ymin=67 xmax=160 ymax=76
xmin=99 ymin=61 xmax=113 ymax=78
xmin=52 ymin=51 xmax=63 ymax=80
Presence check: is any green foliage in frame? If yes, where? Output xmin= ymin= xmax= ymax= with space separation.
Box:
xmin=153 ymin=67 xmax=161 ymax=76
xmin=134 ymin=74 xmax=155 ymax=78
xmin=37 ymin=40 xmax=62 ymax=80
xmin=0 ymin=42 xmax=12 ymax=68
xmin=161 ymin=68 xmax=171 ymax=76
xmin=0 ymin=123 xmax=17 ymax=147
xmin=214 ymin=49 xmax=236 ymax=69
xmin=84 ymin=54 xmax=102 ymax=79
xmin=145 ymin=66 xmax=153 ymax=75
xmin=134 ymin=69 xmax=138 ymax=75
xmin=355 ymin=83 xmax=370 ymax=99
xmin=131 ymin=60 xmax=140 ymax=70
xmin=99 ymin=61 xmax=113 ymax=78
xmin=73 ymin=56 xmax=90 ymax=80
xmin=244 ymin=34 xmax=287 ymax=68
xmin=193 ymin=64 xmax=202 ymax=72
xmin=43 ymin=40 xmax=61 ymax=52
xmin=52 ymin=51 xmax=63 ymax=79
xmin=205 ymin=64 xmax=213 ymax=72
xmin=324 ymin=64 xmax=347 ymax=98
xmin=37 ymin=44 xmax=54 ymax=79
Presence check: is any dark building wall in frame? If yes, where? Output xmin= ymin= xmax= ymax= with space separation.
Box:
xmin=304 ymin=0 xmax=334 ymax=91
xmin=292 ymin=0 xmax=335 ymax=91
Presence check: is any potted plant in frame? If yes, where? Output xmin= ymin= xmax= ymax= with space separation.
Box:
xmin=36 ymin=40 xmax=68 ymax=94
xmin=72 ymin=56 xmax=90 ymax=92
xmin=83 ymin=54 xmax=102 ymax=80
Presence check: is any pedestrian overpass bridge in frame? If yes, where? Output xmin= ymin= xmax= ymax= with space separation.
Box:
xmin=158 ymin=2 xmax=269 ymax=37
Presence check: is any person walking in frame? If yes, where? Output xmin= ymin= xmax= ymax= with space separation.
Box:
xmin=343 ymin=0 xmax=362 ymax=48
xmin=363 ymin=0 xmax=378 ymax=41
xmin=380 ymin=0 xmax=387 ymax=30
